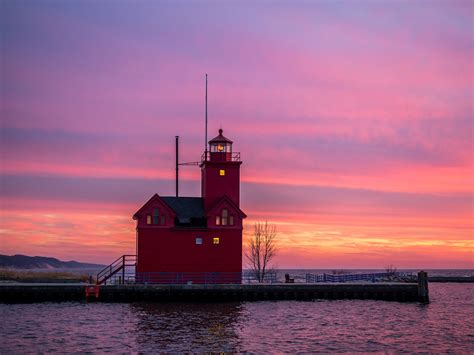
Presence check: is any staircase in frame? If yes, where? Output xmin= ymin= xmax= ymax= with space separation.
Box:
xmin=97 ymin=255 xmax=137 ymax=285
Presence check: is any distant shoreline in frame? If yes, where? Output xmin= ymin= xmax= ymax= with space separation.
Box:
xmin=0 ymin=269 xmax=91 ymax=284
xmin=0 ymin=254 xmax=105 ymax=270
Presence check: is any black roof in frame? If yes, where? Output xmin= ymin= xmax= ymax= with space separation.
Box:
xmin=209 ymin=128 xmax=233 ymax=144
xmin=161 ymin=197 xmax=205 ymax=219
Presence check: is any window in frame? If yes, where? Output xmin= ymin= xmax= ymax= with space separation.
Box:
xmin=221 ymin=209 xmax=228 ymax=225
xmin=219 ymin=169 xmax=225 ymax=176
xmin=146 ymin=215 xmax=152 ymax=225
xmin=195 ymin=237 xmax=203 ymax=245
xmin=211 ymin=142 xmax=230 ymax=152
xmin=216 ymin=209 xmax=234 ymax=226
xmin=213 ymin=237 xmax=220 ymax=245
xmin=153 ymin=209 xmax=159 ymax=225
xmin=160 ymin=215 xmax=166 ymax=225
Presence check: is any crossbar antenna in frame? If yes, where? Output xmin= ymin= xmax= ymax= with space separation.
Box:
xmin=175 ymin=135 xmax=199 ymax=197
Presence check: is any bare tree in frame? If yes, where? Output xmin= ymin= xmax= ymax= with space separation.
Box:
xmin=245 ymin=221 xmax=277 ymax=282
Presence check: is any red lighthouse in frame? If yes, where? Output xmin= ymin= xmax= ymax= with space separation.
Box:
xmin=131 ymin=129 xmax=246 ymax=283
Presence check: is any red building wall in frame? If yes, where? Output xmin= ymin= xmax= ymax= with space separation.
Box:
xmin=201 ymin=161 xmax=241 ymax=211
xmin=136 ymin=228 xmax=242 ymax=273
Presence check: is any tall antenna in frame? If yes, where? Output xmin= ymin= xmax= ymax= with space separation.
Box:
xmin=205 ymin=73 xmax=208 ymax=157
xmin=175 ymin=136 xmax=179 ymax=197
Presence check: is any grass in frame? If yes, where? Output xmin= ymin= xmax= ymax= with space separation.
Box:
xmin=0 ymin=269 xmax=91 ymax=283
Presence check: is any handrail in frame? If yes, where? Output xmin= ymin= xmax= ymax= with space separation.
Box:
xmin=97 ymin=255 xmax=124 ymax=278
xmin=97 ymin=255 xmax=137 ymax=285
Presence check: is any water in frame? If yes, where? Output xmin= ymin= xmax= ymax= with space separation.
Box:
xmin=1 ymin=283 xmax=472 ymax=352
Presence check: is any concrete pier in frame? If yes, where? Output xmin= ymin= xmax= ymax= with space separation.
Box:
xmin=0 ymin=282 xmax=424 ymax=303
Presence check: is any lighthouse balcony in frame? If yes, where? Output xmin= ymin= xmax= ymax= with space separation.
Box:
xmin=201 ymin=151 xmax=240 ymax=163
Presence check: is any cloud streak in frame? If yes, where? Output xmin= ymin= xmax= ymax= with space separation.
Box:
xmin=1 ymin=0 xmax=472 ymax=267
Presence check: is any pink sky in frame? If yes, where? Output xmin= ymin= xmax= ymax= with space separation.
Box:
xmin=1 ymin=0 xmax=472 ymax=268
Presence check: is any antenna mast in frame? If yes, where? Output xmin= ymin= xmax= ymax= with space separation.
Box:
xmin=175 ymin=136 xmax=179 ymax=197
xmin=205 ymin=73 xmax=208 ymax=159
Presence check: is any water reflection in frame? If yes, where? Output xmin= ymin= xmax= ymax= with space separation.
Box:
xmin=0 ymin=284 xmax=472 ymax=352
xmin=130 ymin=302 xmax=244 ymax=352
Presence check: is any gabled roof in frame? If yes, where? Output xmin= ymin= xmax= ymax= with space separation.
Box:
xmin=161 ymin=197 xmax=205 ymax=219
xmin=132 ymin=194 xmax=177 ymax=220
xmin=206 ymin=195 xmax=247 ymax=218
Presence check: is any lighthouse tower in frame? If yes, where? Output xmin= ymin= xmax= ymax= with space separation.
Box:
xmin=201 ymin=128 xmax=242 ymax=211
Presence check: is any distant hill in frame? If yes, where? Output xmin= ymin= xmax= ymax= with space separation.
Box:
xmin=0 ymin=254 xmax=105 ymax=269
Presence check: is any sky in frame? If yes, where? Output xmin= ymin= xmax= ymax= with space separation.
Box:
xmin=1 ymin=0 xmax=472 ymax=269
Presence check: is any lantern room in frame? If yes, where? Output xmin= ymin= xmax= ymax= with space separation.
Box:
xmin=209 ymin=128 xmax=233 ymax=162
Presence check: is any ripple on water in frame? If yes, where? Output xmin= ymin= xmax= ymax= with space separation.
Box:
xmin=0 ymin=283 xmax=473 ymax=352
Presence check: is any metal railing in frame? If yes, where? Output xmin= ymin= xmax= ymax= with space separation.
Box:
xmin=98 ymin=268 xmax=278 ymax=285
xmin=201 ymin=151 xmax=241 ymax=163
xmin=305 ymin=271 xmax=413 ymax=283
xmin=96 ymin=255 xmax=137 ymax=285
xmin=136 ymin=272 xmax=242 ymax=284
xmin=243 ymin=271 xmax=278 ymax=284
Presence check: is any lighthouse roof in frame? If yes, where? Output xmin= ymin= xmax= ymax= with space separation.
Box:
xmin=209 ymin=128 xmax=233 ymax=144
xmin=161 ymin=196 xmax=205 ymax=219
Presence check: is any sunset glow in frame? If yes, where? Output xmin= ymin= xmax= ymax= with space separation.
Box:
xmin=1 ymin=0 xmax=472 ymax=268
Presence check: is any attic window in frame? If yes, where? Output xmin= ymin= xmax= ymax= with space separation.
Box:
xmin=153 ymin=209 xmax=159 ymax=225
xmin=216 ymin=209 xmax=234 ymax=226
xmin=161 ymin=215 xmax=166 ymax=225
xmin=146 ymin=215 xmax=152 ymax=225
xmin=221 ymin=209 xmax=228 ymax=225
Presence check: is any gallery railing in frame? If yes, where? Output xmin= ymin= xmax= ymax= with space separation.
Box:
xmin=201 ymin=151 xmax=241 ymax=163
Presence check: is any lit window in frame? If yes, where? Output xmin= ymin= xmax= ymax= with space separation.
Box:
xmin=216 ymin=210 xmax=233 ymax=226
xmin=219 ymin=169 xmax=225 ymax=176
xmin=221 ymin=209 xmax=228 ymax=225
xmin=146 ymin=215 xmax=152 ymax=224
xmin=160 ymin=215 xmax=166 ymax=225
xmin=153 ymin=209 xmax=159 ymax=225
xmin=213 ymin=237 xmax=220 ymax=244
xmin=195 ymin=237 xmax=203 ymax=245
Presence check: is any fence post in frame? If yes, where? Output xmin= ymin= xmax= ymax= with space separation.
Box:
xmin=122 ymin=255 xmax=125 ymax=285
xmin=417 ymin=271 xmax=429 ymax=303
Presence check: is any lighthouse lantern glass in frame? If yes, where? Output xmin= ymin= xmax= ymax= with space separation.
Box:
xmin=210 ymin=142 xmax=231 ymax=153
